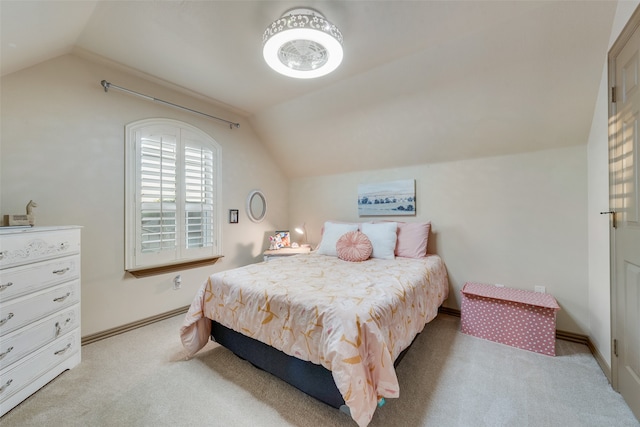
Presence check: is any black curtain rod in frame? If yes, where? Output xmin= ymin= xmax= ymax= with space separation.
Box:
xmin=100 ymin=80 xmax=240 ymax=129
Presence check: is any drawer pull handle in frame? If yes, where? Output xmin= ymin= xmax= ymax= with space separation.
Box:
xmin=54 ymin=343 xmax=72 ymax=355
xmin=53 ymin=293 xmax=71 ymax=303
xmin=52 ymin=268 xmax=70 ymax=275
xmin=0 ymin=347 xmax=14 ymax=360
xmin=0 ymin=379 xmax=13 ymax=393
xmin=54 ymin=318 xmax=72 ymax=337
xmin=0 ymin=282 xmax=13 ymax=291
xmin=0 ymin=313 xmax=14 ymax=326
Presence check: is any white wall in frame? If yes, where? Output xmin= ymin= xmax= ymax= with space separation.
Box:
xmin=586 ymin=0 xmax=639 ymax=372
xmin=289 ymin=146 xmax=588 ymax=334
xmin=0 ymin=54 xmax=288 ymax=336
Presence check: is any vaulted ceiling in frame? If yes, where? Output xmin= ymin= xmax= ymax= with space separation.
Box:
xmin=1 ymin=1 xmax=616 ymax=178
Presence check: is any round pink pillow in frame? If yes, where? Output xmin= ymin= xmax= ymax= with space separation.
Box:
xmin=336 ymin=231 xmax=372 ymax=262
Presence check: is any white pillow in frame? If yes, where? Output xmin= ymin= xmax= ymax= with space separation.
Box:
xmin=361 ymin=222 xmax=398 ymax=260
xmin=316 ymin=222 xmax=359 ymax=257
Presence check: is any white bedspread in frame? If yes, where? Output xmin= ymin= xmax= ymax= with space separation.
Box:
xmin=181 ymin=253 xmax=448 ymax=426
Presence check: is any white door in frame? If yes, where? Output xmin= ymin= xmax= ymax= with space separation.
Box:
xmin=610 ymin=10 xmax=640 ymax=419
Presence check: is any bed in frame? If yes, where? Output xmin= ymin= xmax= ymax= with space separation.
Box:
xmin=180 ymin=221 xmax=449 ymax=426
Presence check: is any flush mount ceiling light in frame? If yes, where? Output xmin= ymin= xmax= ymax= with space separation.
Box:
xmin=262 ymin=8 xmax=343 ymax=79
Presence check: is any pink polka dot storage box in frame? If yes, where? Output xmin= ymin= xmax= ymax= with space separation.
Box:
xmin=460 ymin=282 xmax=561 ymax=356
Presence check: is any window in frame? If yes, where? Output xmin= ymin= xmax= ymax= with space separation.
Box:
xmin=125 ymin=119 xmax=222 ymax=272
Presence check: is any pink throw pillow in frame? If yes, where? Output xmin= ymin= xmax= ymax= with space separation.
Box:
xmin=395 ymin=221 xmax=431 ymax=258
xmin=336 ymin=231 xmax=372 ymax=262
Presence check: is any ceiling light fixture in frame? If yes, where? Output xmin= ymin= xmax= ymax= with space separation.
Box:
xmin=262 ymin=8 xmax=343 ymax=79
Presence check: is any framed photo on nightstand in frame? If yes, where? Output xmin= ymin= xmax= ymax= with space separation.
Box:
xmin=275 ymin=230 xmax=290 ymax=247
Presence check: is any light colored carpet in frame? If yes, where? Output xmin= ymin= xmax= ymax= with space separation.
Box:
xmin=1 ymin=313 xmax=637 ymax=427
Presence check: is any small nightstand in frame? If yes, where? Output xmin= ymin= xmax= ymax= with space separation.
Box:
xmin=263 ymin=246 xmax=311 ymax=261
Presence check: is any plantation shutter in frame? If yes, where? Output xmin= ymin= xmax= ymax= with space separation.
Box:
xmin=184 ymin=143 xmax=215 ymax=250
xmin=181 ymin=126 xmax=219 ymax=261
xmin=126 ymin=119 xmax=221 ymax=270
xmin=140 ymin=134 xmax=177 ymax=254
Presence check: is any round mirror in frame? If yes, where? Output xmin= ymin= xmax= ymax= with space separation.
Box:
xmin=246 ymin=190 xmax=267 ymax=223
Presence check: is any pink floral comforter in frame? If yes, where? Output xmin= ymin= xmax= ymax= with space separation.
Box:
xmin=180 ymin=253 xmax=448 ymax=426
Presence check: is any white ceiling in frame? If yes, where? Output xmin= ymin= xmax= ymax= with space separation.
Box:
xmin=1 ymin=1 xmax=617 ymax=178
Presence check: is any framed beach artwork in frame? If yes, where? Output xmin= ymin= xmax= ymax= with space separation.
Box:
xmin=358 ymin=179 xmax=416 ymax=216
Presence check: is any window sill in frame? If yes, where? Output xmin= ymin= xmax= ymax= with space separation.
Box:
xmin=126 ymin=256 xmax=223 ymax=278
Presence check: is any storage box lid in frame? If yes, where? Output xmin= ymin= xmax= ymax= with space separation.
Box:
xmin=461 ymin=282 xmax=560 ymax=310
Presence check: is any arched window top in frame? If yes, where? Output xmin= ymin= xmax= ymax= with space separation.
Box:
xmin=126 ymin=118 xmax=222 ymax=150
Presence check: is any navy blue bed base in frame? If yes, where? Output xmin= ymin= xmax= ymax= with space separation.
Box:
xmin=210 ymin=320 xmax=415 ymax=410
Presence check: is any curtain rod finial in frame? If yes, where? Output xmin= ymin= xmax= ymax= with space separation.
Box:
xmin=101 ymin=80 xmax=110 ymax=92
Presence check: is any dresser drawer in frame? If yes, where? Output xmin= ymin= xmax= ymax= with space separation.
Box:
xmin=0 ymin=281 xmax=79 ymax=336
xmin=0 ymin=228 xmax=80 ymax=270
xmin=0 ymin=329 xmax=80 ymax=404
xmin=0 ymin=305 xmax=79 ymax=370
xmin=0 ymin=255 xmax=80 ymax=302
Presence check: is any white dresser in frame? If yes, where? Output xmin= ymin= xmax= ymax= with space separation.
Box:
xmin=0 ymin=226 xmax=81 ymax=417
